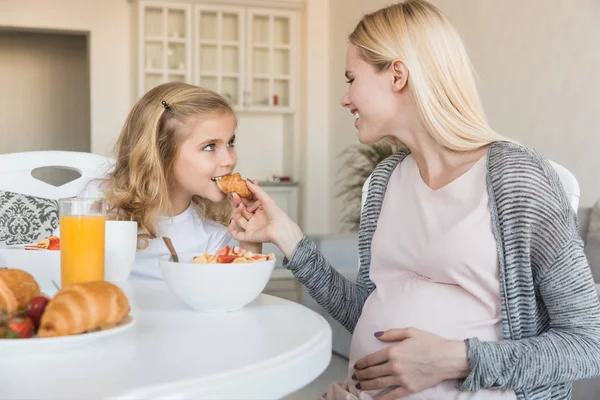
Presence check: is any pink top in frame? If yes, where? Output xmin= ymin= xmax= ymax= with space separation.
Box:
xmin=329 ymin=154 xmax=516 ymax=400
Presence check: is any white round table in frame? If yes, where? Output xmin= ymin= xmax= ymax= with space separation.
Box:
xmin=0 ymin=280 xmax=332 ymax=400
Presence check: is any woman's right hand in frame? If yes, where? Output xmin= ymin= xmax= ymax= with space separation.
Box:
xmin=228 ymin=181 xmax=304 ymax=259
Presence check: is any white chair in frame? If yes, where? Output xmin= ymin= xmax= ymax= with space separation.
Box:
xmin=0 ymin=151 xmax=114 ymax=199
xmin=361 ymin=159 xmax=580 ymax=213
xmin=548 ymin=160 xmax=580 ymax=212
xmin=0 ymin=151 xmax=114 ymax=290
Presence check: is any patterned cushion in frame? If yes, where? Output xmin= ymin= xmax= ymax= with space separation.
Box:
xmin=0 ymin=191 xmax=58 ymax=245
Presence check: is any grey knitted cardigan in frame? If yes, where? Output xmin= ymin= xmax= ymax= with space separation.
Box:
xmin=284 ymin=142 xmax=600 ymax=399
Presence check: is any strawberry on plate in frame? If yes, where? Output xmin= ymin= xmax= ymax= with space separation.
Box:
xmin=25 ymin=236 xmax=60 ymax=251
xmin=27 ymin=296 xmax=51 ymax=331
xmin=5 ymin=316 xmax=34 ymax=339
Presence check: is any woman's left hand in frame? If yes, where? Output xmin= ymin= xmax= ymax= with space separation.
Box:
xmin=353 ymin=328 xmax=470 ymax=399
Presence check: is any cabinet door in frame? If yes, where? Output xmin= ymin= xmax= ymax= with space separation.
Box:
xmin=139 ymin=2 xmax=192 ymax=96
xmin=246 ymin=9 xmax=295 ymax=112
xmin=195 ymin=5 xmax=245 ymax=109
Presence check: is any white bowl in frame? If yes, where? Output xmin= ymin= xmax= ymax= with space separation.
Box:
xmin=158 ymin=253 xmax=276 ymax=312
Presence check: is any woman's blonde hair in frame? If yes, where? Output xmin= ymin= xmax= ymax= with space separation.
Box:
xmin=103 ymin=82 xmax=234 ymax=246
xmin=349 ymin=0 xmax=512 ymax=151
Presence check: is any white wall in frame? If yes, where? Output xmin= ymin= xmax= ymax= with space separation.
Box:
xmin=329 ymin=0 xmax=600 ymax=232
xmin=300 ymin=0 xmax=331 ymax=234
xmin=0 ymin=0 xmax=132 ymax=156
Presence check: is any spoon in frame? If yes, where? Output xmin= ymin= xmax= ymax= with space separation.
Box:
xmin=162 ymin=237 xmax=179 ymax=263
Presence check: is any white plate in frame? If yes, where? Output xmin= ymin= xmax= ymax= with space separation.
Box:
xmin=0 ymin=248 xmax=61 ymax=291
xmin=0 ymin=316 xmax=135 ymax=356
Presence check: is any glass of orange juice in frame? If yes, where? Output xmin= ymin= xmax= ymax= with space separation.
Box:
xmin=58 ymin=198 xmax=106 ymax=287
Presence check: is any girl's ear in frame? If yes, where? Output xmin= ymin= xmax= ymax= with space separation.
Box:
xmin=390 ymin=59 xmax=409 ymax=92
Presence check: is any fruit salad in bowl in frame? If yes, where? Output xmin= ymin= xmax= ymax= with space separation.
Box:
xmin=159 ymin=246 xmax=276 ymax=312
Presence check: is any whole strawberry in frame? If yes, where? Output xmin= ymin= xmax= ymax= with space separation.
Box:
xmin=27 ymin=296 xmax=50 ymax=331
xmin=6 ymin=316 xmax=34 ymax=339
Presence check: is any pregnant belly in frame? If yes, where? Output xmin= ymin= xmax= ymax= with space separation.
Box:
xmin=346 ymin=279 xmax=510 ymax=400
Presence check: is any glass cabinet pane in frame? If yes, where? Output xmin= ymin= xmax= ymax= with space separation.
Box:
xmin=222 ymin=46 xmax=239 ymax=73
xmin=168 ymin=43 xmax=186 ymax=70
xmin=253 ymin=47 xmax=269 ymax=75
xmin=274 ymin=17 xmax=290 ymax=45
xmin=222 ymin=77 xmax=239 ymax=105
xmin=145 ymin=8 xmax=163 ymax=37
xmin=167 ymin=9 xmax=186 ymax=39
xmin=145 ymin=42 xmax=163 ymax=69
xmin=222 ymin=13 xmax=239 ymax=42
xmin=252 ymin=79 xmax=270 ymax=106
xmin=168 ymin=74 xmax=186 ymax=82
xmin=200 ymin=11 xmax=218 ymax=41
xmin=145 ymin=74 xmax=163 ymax=92
xmin=253 ymin=15 xmax=269 ymax=44
xmin=274 ymin=80 xmax=290 ymax=107
xmin=200 ymin=76 xmax=218 ymax=92
xmin=274 ymin=49 xmax=290 ymax=75
xmin=199 ymin=45 xmax=218 ymax=72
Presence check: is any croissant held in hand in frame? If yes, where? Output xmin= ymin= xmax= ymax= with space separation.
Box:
xmin=38 ymin=281 xmax=130 ymax=337
xmin=0 ymin=269 xmax=41 ymax=314
xmin=216 ymin=173 xmax=252 ymax=198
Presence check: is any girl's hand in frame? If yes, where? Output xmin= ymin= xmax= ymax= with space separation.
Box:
xmin=229 ymin=180 xmax=303 ymax=259
xmin=353 ymin=328 xmax=469 ymax=399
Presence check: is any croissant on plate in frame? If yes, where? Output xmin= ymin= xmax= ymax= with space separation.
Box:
xmin=38 ymin=281 xmax=130 ymax=337
xmin=217 ymin=173 xmax=252 ymax=198
xmin=0 ymin=269 xmax=41 ymax=314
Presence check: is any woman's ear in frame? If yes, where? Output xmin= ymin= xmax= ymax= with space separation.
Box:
xmin=390 ymin=59 xmax=408 ymax=92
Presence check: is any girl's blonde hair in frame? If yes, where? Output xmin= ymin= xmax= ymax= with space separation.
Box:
xmin=349 ymin=0 xmax=513 ymax=151
xmin=103 ymin=82 xmax=234 ymax=246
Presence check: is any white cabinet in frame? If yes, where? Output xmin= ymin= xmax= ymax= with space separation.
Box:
xmin=195 ymin=5 xmax=245 ymax=107
xmin=137 ymin=1 xmax=297 ymax=113
xmin=245 ymin=9 xmax=295 ymax=111
xmin=138 ymin=2 xmax=193 ymax=94
xmin=262 ymin=184 xmax=298 ymax=222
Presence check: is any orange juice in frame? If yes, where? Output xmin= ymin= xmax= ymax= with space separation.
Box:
xmin=60 ymin=215 xmax=106 ymax=286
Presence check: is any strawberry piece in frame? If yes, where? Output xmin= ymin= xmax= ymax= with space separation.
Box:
xmin=27 ymin=296 xmax=50 ymax=331
xmin=47 ymin=236 xmax=60 ymax=250
xmin=216 ymin=246 xmax=230 ymax=256
xmin=6 ymin=316 xmax=34 ymax=339
xmin=217 ymin=255 xmax=238 ymax=263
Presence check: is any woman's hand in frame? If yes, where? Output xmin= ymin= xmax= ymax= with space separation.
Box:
xmin=229 ymin=180 xmax=304 ymax=259
xmin=353 ymin=328 xmax=469 ymax=399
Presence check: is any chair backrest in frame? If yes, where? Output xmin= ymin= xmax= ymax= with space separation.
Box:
xmin=361 ymin=160 xmax=580 ymax=214
xmin=0 ymin=151 xmax=114 ymax=199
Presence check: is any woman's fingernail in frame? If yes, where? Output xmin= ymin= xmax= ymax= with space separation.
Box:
xmin=235 ymin=203 xmax=240 ymax=208
xmin=247 ymin=178 xmax=253 ymax=183
xmin=351 ymin=373 xmax=357 ymax=380
xmin=374 ymin=331 xmax=384 ymax=337
xmin=355 ymin=383 xmax=361 ymax=390
xmin=353 ymin=363 xmax=358 ymax=369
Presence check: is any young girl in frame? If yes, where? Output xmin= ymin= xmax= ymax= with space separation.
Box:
xmin=79 ymin=82 xmax=261 ymax=279
xmin=229 ymin=1 xmax=600 ymax=399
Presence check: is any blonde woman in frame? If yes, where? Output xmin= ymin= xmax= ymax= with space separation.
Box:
xmin=229 ymin=1 xmax=600 ymax=399
xmin=76 ymin=82 xmax=261 ymax=279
